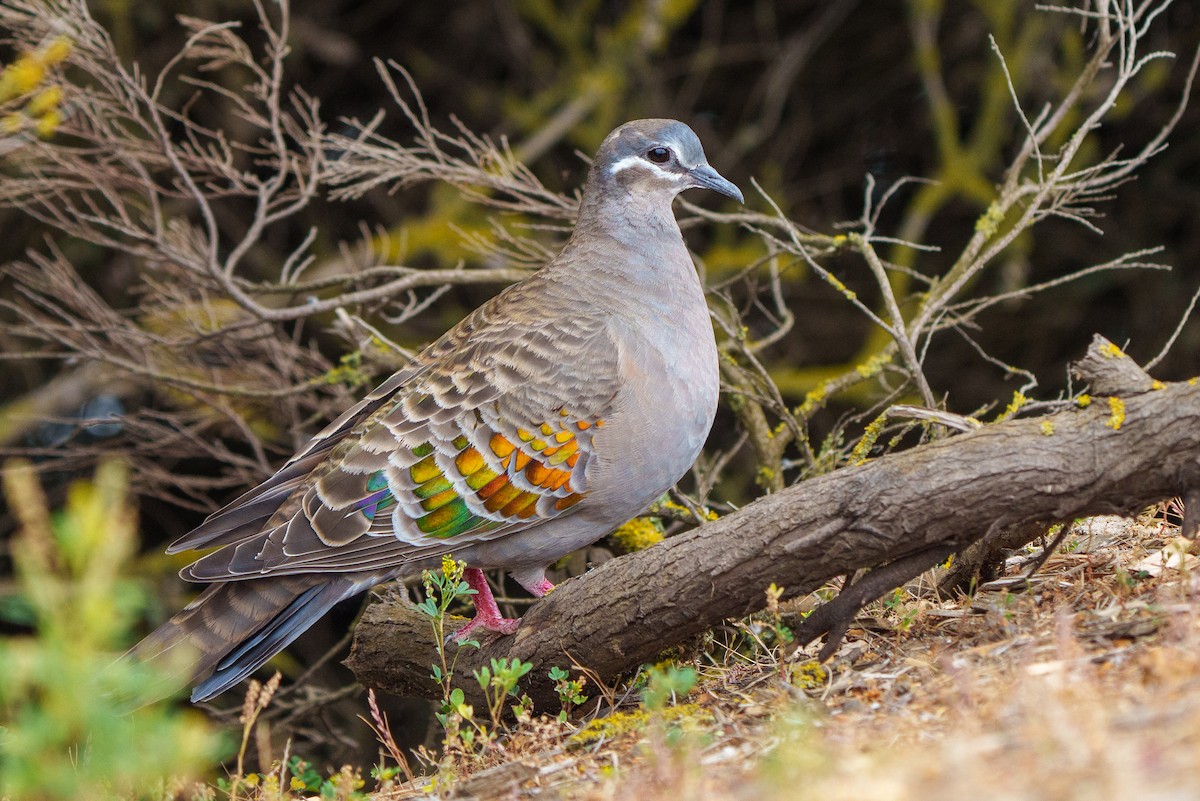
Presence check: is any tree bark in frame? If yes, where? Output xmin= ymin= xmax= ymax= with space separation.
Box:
xmin=345 ymin=336 xmax=1200 ymax=707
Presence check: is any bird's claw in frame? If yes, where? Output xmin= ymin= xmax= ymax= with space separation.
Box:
xmin=445 ymin=615 xmax=520 ymax=646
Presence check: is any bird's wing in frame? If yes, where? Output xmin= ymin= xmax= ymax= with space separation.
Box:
xmin=173 ymin=275 xmax=622 ymax=580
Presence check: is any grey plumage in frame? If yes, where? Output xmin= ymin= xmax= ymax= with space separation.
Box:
xmin=131 ymin=119 xmax=742 ymax=701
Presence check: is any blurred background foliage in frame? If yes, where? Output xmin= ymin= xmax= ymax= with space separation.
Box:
xmin=0 ymin=0 xmax=1197 ymax=777
xmin=0 ymin=459 xmax=225 ymax=798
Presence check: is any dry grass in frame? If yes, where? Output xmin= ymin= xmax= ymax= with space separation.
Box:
xmin=372 ymin=510 xmax=1200 ymax=800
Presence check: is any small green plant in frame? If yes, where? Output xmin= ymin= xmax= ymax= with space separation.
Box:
xmin=435 ymin=686 xmax=476 ymax=749
xmin=883 ymin=587 xmax=922 ymax=633
xmin=549 ymin=665 xmax=589 ymax=721
xmin=431 ymin=656 xmax=535 ymax=759
xmin=415 ymin=559 xmax=537 ymax=772
xmin=474 ymin=657 xmax=534 ymax=729
xmin=0 ymin=459 xmax=225 ymax=800
xmin=220 ymin=753 xmax=369 ymax=801
xmin=641 ymin=663 xmax=698 ymax=710
xmin=416 ymin=555 xmax=479 ymax=701
xmin=278 ymin=759 xmax=366 ymax=801
xmin=730 ymin=583 xmax=796 ymax=676
xmin=763 ymin=582 xmax=795 ymax=649
xmin=286 ymin=756 xmax=327 ymax=794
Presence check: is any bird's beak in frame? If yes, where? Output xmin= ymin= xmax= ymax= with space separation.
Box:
xmin=689 ymin=163 xmax=744 ymax=204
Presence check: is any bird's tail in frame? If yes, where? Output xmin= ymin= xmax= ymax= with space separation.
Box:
xmin=130 ymin=575 xmax=366 ymax=702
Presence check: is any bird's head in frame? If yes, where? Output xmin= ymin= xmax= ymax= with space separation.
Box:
xmin=589 ymin=119 xmax=743 ymax=206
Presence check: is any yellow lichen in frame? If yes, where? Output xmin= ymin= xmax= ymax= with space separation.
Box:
xmin=26 ymin=86 xmax=61 ymax=116
xmin=974 ymin=200 xmax=1004 ymax=238
xmin=0 ymin=39 xmax=71 ymax=117
xmin=849 ymin=412 xmax=888 ymax=466
xmin=4 ymin=56 xmax=44 ymax=98
xmin=42 ymin=38 xmax=72 ymax=65
xmin=794 ymin=353 xmax=890 ymax=419
xmin=320 ymin=351 xmax=371 ymax=388
xmin=1076 ymin=394 xmax=1092 ymax=408
xmin=789 ymin=661 xmax=827 ymax=689
xmin=1105 ymin=396 xmax=1126 ymax=430
xmin=1099 ymin=341 xmax=1126 ymax=359
xmin=34 ymin=109 xmax=59 ymax=138
xmin=856 ymin=350 xmax=891 ymax=378
xmin=574 ymin=703 xmax=709 ymax=744
xmin=755 ymin=466 xmax=777 ymax=488
xmin=796 ymin=382 xmax=830 ymax=418
xmin=1040 ymin=420 xmax=1055 ymax=436
xmin=650 ymin=498 xmax=716 ymax=523
xmin=994 ymin=391 xmax=1027 ymax=422
xmin=610 ymin=517 xmax=664 ymax=552
xmin=1151 ymin=379 xmax=1165 ymax=390
xmin=824 ymin=273 xmax=856 ymax=301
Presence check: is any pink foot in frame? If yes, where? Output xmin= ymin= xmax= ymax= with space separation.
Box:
xmin=449 ymin=568 xmax=521 ymax=644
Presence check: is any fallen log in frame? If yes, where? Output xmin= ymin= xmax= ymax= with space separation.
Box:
xmin=346 ymin=336 xmax=1200 ymax=707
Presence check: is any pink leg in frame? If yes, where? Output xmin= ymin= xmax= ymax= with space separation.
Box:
xmin=524 ymin=576 xmax=556 ymax=597
xmin=510 ymin=566 xmax=556 ymax=598
xmin=450 ymin=568 xmax=520 ymax=642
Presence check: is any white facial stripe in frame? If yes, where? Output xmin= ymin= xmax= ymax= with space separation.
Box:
xmin=608 ymin=155 xmax=649 ymax=175
xmin=608 ymin=155 xmax=689 ymax=183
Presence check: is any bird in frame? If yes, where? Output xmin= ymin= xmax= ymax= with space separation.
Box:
xmin=132 ymin=119 xmax=743 ymax=702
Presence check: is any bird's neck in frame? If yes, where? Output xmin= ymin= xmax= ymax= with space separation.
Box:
xmin=542 ymin=198 xmax=706 ymax=340
xmin=564 ymin=178 xmax=692 ymax=282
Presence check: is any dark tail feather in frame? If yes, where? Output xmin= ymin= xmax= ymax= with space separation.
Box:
xmin=129 ymin=575 xmax=367 ymax=702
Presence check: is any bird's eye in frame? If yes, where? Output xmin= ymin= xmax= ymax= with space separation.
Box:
xmin=646 ymin=146 xmax=671 ymax=164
